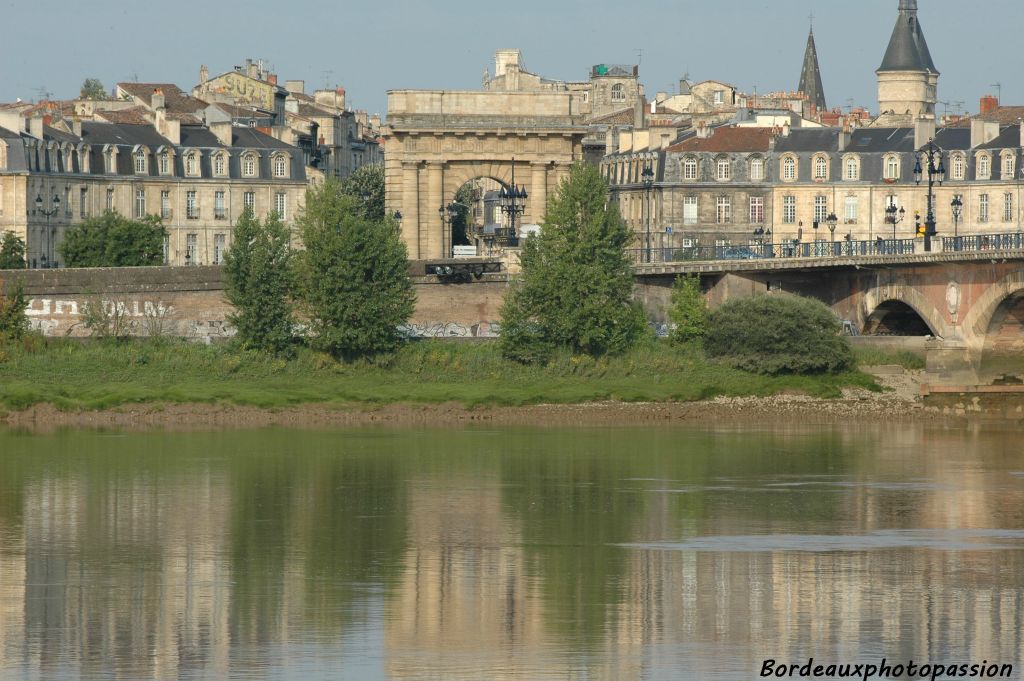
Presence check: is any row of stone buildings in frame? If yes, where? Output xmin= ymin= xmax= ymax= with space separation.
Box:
xmin=0 ymin=59 xmax=381 ymax=267
xmin=603 ymin=0 xmax=1024 ymax=252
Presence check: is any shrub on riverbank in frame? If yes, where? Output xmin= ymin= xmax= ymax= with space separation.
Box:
xmin=0 ymin=337 xmax=876 ymax=412
xmin=705 ymin=295 xmax=854 ymax=375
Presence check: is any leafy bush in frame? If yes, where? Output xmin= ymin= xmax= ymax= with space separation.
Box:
xmin=705 ymin=294 xmax=854 ymax=375
xmin=223 ymin=210 xmax=295 ymax=355
xmin=59 ymin=211 xmax=166 ymax=267
xmin=0 ymin=232 xmax=27 ymax=270
xmin=500 ymin=163 xmax=647 ymax=363
xmin=295 ymin=179 xmax=415 ymax=359
xmin=0 ymin=281 xmax=28 ymax=341
xmin=668 ymin=275 xmax=708 ymax=344
xmin=339 ymin=163 xmax=385 ymax=220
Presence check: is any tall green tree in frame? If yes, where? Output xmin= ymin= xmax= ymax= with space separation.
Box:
xmin=80 ymin=78 xmax=107 ymax=100
xmin=295 ymin=179 xmax=415 ymax=359
xmin=0 ymin=282 xmax=28 ymax=341
xmin=499 ymin=163 xmax=647 ymax=363
xmin=222 ymin=210 xmax=294 ymax=355
xmin=339 ymin=163 xmax=385 ymax=220
xmin=668 ymin=275 xmax=708 ymax=344
xmin=0 ymin=232 xmax=27 ymax=269
xmin=59 ymin=211 xmax=166 ymax=267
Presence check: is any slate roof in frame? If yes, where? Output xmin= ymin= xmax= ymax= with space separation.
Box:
xmin=665 ymin=126 xmax=774 ymax=153
xmin=78 ymin=122 xmax=172 ymax=148
xmin=977 ymin=125 xmax=1022 ymax=150
xmin=932 ymin=127 xmax=971 ymax=150
xmin=0 ymin=125 xmax=24 ymax=139
xmin=775 ymin=128 xmax=839 ymax=153
xmin=231 ymin=127 xmax=293 ymax=149
xmin=798 ymin=29 xmax=827 ymax=112
xmin=847 ymin=128 xmax=914 ymax=152
xmin=179 ymin=125 xmax=225 ymax=148
xmin=878 ymin=0 xmax=938 ymax=74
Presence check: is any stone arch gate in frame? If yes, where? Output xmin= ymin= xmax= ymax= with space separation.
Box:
xmin=384 ymin=89 xmax=589 ymax=260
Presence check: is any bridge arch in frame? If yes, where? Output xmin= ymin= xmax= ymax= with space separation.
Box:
xmin=960 ymin=270 xmax=1024 ymax=343
xmin=861 ymin=286 xmax=949 ymax=338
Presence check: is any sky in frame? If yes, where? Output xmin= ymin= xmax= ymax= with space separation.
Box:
xmin=1 ymin=0 xmax=1020 ymax=120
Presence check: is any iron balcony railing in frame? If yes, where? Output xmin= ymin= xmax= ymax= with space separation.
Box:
xmin=941 ymin=232 xmax=1024 ymax=252
xmin=629 ymin=238 xmax=917 ymax=265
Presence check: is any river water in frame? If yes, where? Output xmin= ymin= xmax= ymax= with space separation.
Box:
xmin=0 ymin=424 xmax=1022 ymax=680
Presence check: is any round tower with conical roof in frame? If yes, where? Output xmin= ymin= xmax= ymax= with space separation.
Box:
xmin=876 ymin=0 xmax=938 ymax=123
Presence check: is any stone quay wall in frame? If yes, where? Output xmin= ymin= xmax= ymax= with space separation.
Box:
xmin=0 ymin=266 xmax=509 ymax=342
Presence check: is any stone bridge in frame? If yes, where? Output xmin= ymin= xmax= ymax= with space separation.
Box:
xmin=634 ymin=251 xmax=1024 ymax=383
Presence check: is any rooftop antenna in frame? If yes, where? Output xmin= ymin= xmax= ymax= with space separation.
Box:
xmin=635 ymin=48 xmax=643 ymax=67
xmin=990 ymin=82 xmax=1002 ymax=104
xmin=34 ymin=86 xmax=52 ymax=102
xmin=845 ymin=98 xmax=854 ymax=113
xmin=952 ymin=100 xmax=965 ymax=116
xmin=322 ymin=69 xmax=334 ymax=89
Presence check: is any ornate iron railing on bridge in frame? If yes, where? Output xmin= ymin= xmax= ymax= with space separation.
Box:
xmin=629 ymin=238 xmax=917 ymax=265
xmin=941 ymin=232 xmax=1024 ymax=253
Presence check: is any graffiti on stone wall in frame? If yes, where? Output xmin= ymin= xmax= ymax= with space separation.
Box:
xmin=26 ymin=298 xmax=181 ymax=338
xmin=398 ymin=321 xmax=502 ymax=338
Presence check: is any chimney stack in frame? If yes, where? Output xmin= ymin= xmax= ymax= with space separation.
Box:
xmin=980 ymin=95 xmax=999 ymax=115
xmin=914 ymin=115 xmax=936 ymax=150
xmin=199 ymin=64 xmax=209 ymax=84
xmin=151 ymin=88 xmax=165 ymax=112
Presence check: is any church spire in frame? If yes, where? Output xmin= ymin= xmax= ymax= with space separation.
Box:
xmin=879 ymin=0 xmax=937 ymax=74
xmin=798 ymin=26 xmax=827 ymax=113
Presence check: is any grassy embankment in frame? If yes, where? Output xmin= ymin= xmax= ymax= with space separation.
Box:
xmin=0 ymin=336 xmax=905 ymax=413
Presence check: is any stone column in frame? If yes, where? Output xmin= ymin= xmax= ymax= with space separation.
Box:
xmin=425 ymin=161 xmax=444 ymax=259
xmin=529 ymin=163 xmax=548 ymax=225
xmin=401 ymin=162 xmax=420 ymax=260
xmin=554 ymin=164 xmax=571 ymax=193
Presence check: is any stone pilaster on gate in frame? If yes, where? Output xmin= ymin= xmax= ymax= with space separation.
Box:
xmin=529 ymin=162 xmax=549 ymax=225
xmin=424 ymin=161 xmax=444 ymax=259
xmin=401 ymin=162 xmax=421 ymax=260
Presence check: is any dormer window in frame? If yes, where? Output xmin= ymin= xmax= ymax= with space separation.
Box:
xmin=243 ymin=153 xmax=258 ymax=178
xmin=273 ymin=154 xmax=288 ymax=178
xmin=883 ymin=154 xmax=900 ymax=180
xmin=682 ymin=157 xmax=698 ymax=180
xmin=214 ymin=153 xmax=226 ymax=177
xmin=977 ymin=153 xmax=991 ymax=180
xmin=813 ymin=155 xmax=828 ymax=180
xmin=749 ymin=157 xmax=764 ymax=181
xmin=951 ymin=153 xmax=965 ymax=181
xmin=185 ymin=152 xmax=199 ymax=177
xmin=134 ymin=149 xmax=147 ymax=174
xmin=159 ymin=152 xmax=170 ymax=175
xmin=844 ymin=156 xmax=860 ymax=181
xmin=782 ymin=156 xmax=796 ymax=182
xmin=716 ymin=157 xmax=731 ymax=181
xmin=1002 ymin=153 xmax=1015 ymax=180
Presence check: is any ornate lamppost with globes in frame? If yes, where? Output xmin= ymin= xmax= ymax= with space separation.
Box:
xmin=498 ymin=158 xmax=528 ymax=247
xmin=950 ymin=195 xmax=963 ymax=248
xmin=641 ymin=163 xmax=654 ymax=263
xmin=34 ymin=193 xmax=60 ymax=268
xmin=826 ymin=211 xmax=838 ymax=256
xmin=913 ymin=139 xmax=946 ymax=252
xmin=885 ymin=199 xmax=906 ymax=248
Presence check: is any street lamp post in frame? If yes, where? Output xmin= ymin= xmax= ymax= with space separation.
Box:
xmin=498 ymin=158 xmax=528 ymax=248
xmin=885 ymin=199 xmax=906 ymax=247
xmin=438 ymin=202 xmax=460 ymax=258
xmin=641 ymin=163 xmax=654 ymax=263
xmin=34 ymin=193 xmax=60 ymax=268
xmin=913 ymin=138 xmax=946 ymax=252
xmin=950 ymin=196 xmax=963 ymax=248
xmin=826 ymin=211 xmax=838 ymax=256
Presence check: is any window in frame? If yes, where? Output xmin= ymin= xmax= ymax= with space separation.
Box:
xmin=1003 ymin=155 xmax=1016 ymax=180
xmin=185 ymin=233 xmax=197 ymax=264
xmin=716 ymin=196 xmax=731 ymax=224
xmin=713 ymin=90 xmax=724 ymax=105
xmin=185 ymin=153 xmax=198 ymax=177
xmin=134 ymin=150 xmax=147 ymax=174
xmin=682 ymin=196 xmax=698 ymax=225
xmin=978 ymin=154 xmax=991 ymax=180
xmin=214 ymin=234 xmax=226 ymax=265
xmin=243 ymin=191 xmax=255 ymax=212
xmin=749 ymin=196 xmax=764 ymax=224
xmin=243 ymin=154 xmax=257 ymax=177
xmin=814 ymin=156 xmax=828 ymax=180
xmin=716 ymin=158 xmax=731 ymax=181
xmin=64 ymin=187 xmax=72 ymax=218
xmin=845 ymin=157 xmax=859 ymax=181
xmin=134 ymin=188 xmax=146 ymax=218
xmin=683 ymin=157 xmax=698 ymax=180
xmin=783 ymin=195 xmax=796 ymax=224
xmin=749 ymin=157 xmax=764 ymax=181
xmin=79 ymin=187 xmax=88 ymax=218
xmin=160 ymin=191 xmax=171 ymax=219
xmin=979 ymin=193 xmax=989 ymax=223
xmin=215 ymin=191 xmax=226 ymax=219
xmin=214 ymin=153 xmax=226 ymax=176
xmin=610 ymin=84 xmax=625 ymax=102
xmin=1004 ymin=193 xmax=1014 ymax=222
xmin=814 ymin=195 xmax=828 ymax=223
xmin=844 ymin=196 xmax=858 ymax=223
xmin=952 ymin=154 xmax=965 ymax=180
xmin=186 ymin=190 xmax=198 ymax=219
xmin=159 ymin=152 xmax=170 ymax=175
xmin=274 ymin=192 xmax=287 ymax=219
xmin=273 ymin=155 xmax=287 ymax=178
xmin=782 ymin=157 xmax=796 ymax=181
xmin=106 ymin=188 xmax=114 ymax=211
xmin=884 ymin=155 xmax=900 ymax=180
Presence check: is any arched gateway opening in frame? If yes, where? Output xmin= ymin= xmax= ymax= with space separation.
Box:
xmin=978 ymin=291 xmax=1024 ymax=382
xmin=384 ymin=89 xmax=588 ymax=260
xmin=863 ymin=301 xmax=934 ymax=336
